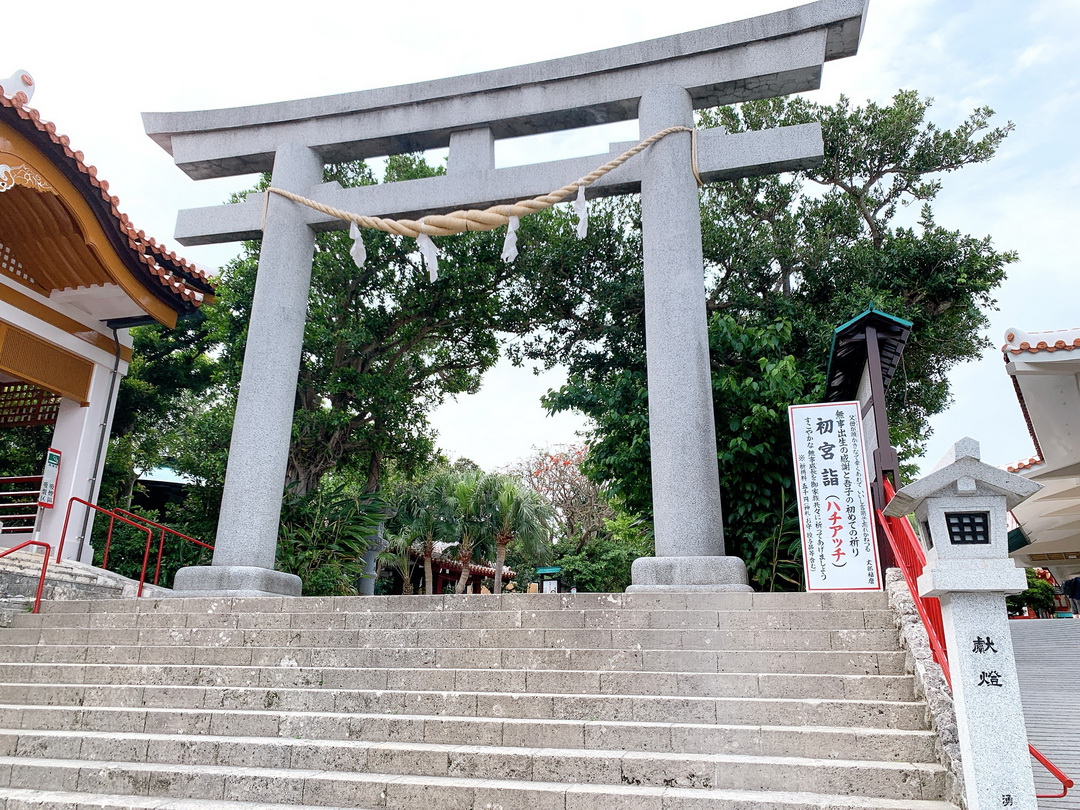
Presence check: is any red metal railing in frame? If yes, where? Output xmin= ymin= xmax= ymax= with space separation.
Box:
xmin=112 ymin=508 xmax=213 ymax=587
xmin=877 ymin=479 xmax=1073 ymax=800
xmin=0 ymin=539 xmax=51 ymax=613
xmin=0 ymin=475 xmax=43 ymax=537
xmin=56 ymin=497 xmax=154 ymax=597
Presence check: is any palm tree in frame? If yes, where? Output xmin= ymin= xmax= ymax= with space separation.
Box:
xmin=446 ymin=471 xmax=494 ymax=594
xmin=378 ymin=528 xmax=418 ymax=594
xmin=486 ymin=476 xmax=553 ymax=594
xmin=398 ymin=470 xmax=458 ymax=595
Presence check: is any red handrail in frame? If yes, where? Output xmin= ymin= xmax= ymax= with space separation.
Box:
xmin=878 ymin=478 xmax=1072 ymax=799
xmin=0 ymin=476 xmax=43 ymax=536
xmin=113 ymin=508 xmax=213 ymax=586
xmin=0 ymin=539 xmax=51 ymax=613
xmin=0 ymin=476 xmax=43 ymax=486
xmin=56 ymin=497 xmax=154 ymax=597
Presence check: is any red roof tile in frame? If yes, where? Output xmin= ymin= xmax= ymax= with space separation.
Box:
xmin=1003 ymin=327 xmax=1080 ymax=355
xmin=0 ymin=90 xmax=214 ymax=314
xmin=1006 ymin=455 xmax=1043 ymax=474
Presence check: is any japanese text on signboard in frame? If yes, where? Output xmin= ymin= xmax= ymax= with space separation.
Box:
xmin=37 ymin=448 xmax=61 ymax=509
xmin=788 ymin=402 xmax=881 ymax=591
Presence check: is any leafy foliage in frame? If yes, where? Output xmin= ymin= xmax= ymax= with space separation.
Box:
xmin=486 ymin=475 xmax=554 ymax=593
xmin=520 ymin=92 xmax=1014 ymax=589
xmin=275 ymin=484 xmax=387 ymax=595
xmin=552 ymin=512 xmax=653 ymax=593
xmin=216 ymin=159 xmax=564 ymax=496
xmin=1005 ymin=569 xmax=1057 ymax=616
xmin=504 ymin=445 xmax=613 ymax=553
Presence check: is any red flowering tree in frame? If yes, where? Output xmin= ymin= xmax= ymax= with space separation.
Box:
xmin=507 ymin=445 xmax=615 ymax=553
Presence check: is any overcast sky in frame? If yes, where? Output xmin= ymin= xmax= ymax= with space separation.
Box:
xmin=6 ymin=0 xmax=1078 ymax=474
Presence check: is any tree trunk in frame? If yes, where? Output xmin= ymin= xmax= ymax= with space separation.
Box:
xmin=424 ymin=542 xmax=435 ymax=596
xmin=454 ymin=557 xmax=472 ymax=594
xmin=364 ymin=447 xmax=383 ymax=494
xmin=122 ymin=471 xmax=138 ymax=511
xmin=493 ymin=540 xmax=508 ymax=594
xmin=401 ymin=566 xmax=413 ymax=595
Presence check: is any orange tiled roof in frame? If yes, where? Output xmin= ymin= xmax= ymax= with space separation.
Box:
xmin=408 ymin=544 xmax=515 ymax=580
xmin=0 ymin=88 xmax=214 ymax=313
xmin=1006 ymin=455 xmax=1043 ymax=474
xmin=1003 ymin=327 xmax=1080 ymax=355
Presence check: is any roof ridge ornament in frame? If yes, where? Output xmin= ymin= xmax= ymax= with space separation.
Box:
xmin=0 ymin=70 xmax=34 ymax=104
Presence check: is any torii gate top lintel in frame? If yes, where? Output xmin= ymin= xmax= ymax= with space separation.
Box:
xmin=143 ymin=0 xmax=867 ymax=181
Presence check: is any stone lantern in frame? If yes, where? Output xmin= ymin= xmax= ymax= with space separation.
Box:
xmin=884 ymin=437 xmax=1042 ymax=810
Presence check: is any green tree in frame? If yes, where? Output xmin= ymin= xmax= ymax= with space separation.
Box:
xmin=378 ymin=527 xmax=419 ymax=595
xmin=553 ymin=511 xmax=653 ymax=593
xmin=517 ymin=91 xmax=1014 ymax=588
xmin=505 ymin=445 xmax=614 ymax=552
xmin=213 ymin=157 xmax=558 ymax=498
xmin=100 ymin=320 xmax=216 ymax=510
xmin=275 ymin=483 xmax=387 ymax=596
xmin=443 ymin=470 xmax=496 ymax=594
xmin=1005 ymin=569 xmax=1056 ymax=617
xmin=394 ymin=468 xmax=460 ymax=595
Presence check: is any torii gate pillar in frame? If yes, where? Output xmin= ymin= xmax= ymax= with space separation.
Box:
xmin=629 ymin=85 xmax=749 ymax=591
xmin=172 ymin=145 xmax=320 ymax=596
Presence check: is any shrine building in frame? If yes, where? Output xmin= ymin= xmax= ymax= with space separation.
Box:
xmin=0 ymin=76 xmax=215 ymax=560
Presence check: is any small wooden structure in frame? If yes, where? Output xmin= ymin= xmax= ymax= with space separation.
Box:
xmin=387 ymin=542 xmax=516 ymax=595
xmin=824 ymin=307 xmax=912 ymax=567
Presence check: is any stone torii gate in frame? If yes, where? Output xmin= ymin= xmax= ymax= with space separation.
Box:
xmin=144 ymin=0 xmax=869 ymax=596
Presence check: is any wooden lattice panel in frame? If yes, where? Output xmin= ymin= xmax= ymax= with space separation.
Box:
xmin=0 ymin=241 xmax=36 ymax=288
xmin=0 ymin=381 xmax=60 ymax=428
xmin=0 ymin=322 xmax=92 ymax=404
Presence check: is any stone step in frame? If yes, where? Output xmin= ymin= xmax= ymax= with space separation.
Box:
xmin=0 ymin=705 xmax=939 ymax=761
xmin=0 ymin=683 xmax=930 ymax=729
xmin=0 ymin=730 xmax=949 ymax=799
xmin=0 ymin=550 xmax=168 ymax=601
xmin=36 ymin=591 xmax=890 ymax=615
xmin=0 ymin=643 xmax=909 ymax=674
xmin=13 ymin=607 xmax=897 ymax=631
xmin=0 ymin=662 xmax=917 ymax=700
xmin=0 ymin=757 xmax=958 ymax=808
xmin=0 ymin=625 xmax=902 ymax=652
xmin=0 ymin=787 xmax=360 ymax=810
xmin=0 ymin=598 xmax=31 ymax=628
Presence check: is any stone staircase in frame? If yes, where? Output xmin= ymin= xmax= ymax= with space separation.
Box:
xmin=0 ymin=590 xmax=959 ymax=809
xmin=0 ymin=548 xmax=169 ymax=623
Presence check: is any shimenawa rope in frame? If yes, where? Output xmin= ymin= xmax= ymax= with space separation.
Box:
xmin=264 ymin=125 xmax=701 ymax=240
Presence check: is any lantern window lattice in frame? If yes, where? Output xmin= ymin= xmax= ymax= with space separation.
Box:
xmin=945 ymin=511 xmax=990 ymax=545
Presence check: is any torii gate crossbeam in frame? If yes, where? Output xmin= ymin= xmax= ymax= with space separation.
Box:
xmin=144 ymin=0 xmax=868 ymax=596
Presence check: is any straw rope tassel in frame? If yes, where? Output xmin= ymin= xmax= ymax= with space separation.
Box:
xmin=574 ymin=184 xmax=588 ymax=239
xmin=416 ymin=233 xmax=440 ymax=282
xmin=501 ymin=216 xmax=520 ymax=263
xmin=348 ymin=222 xmax=367 ymax=268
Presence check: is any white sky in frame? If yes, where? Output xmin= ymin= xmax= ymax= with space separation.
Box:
xmin=7 ymin=0 xmax=1079 ymax=474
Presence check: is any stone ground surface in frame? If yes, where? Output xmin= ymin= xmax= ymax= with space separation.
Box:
xmin=1012 ymin=619 xmax=1080 ymax=809
xmin=0 ymin=583 xmax=961 ymax=810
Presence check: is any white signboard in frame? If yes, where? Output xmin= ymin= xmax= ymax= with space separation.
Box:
xmin=788 ymin=402 xmax=881 ymax=591
xmin=38 ymin=447 xmax=61 ymax=509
